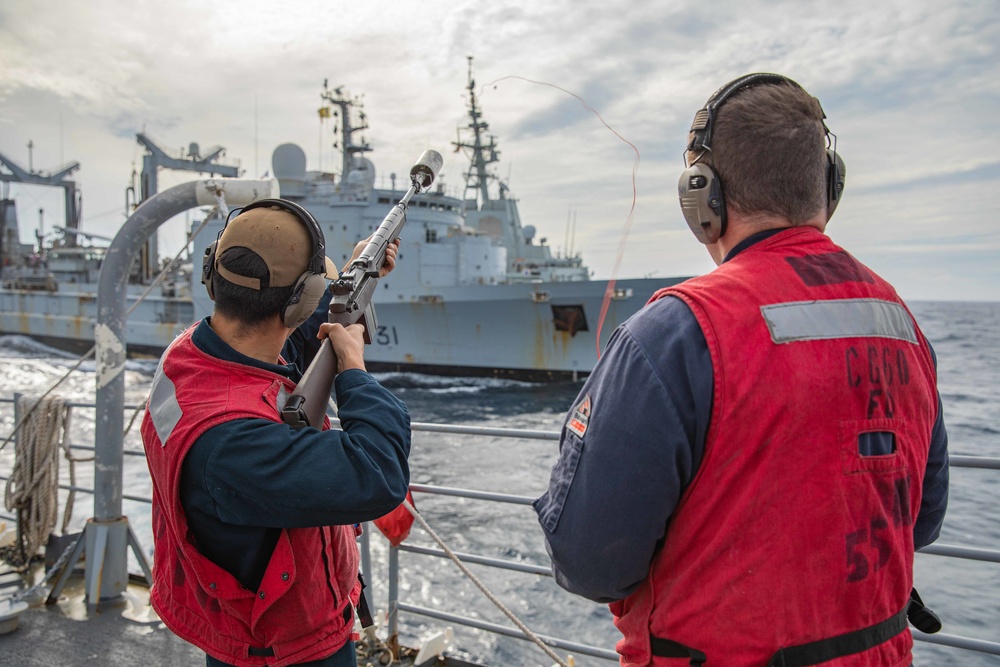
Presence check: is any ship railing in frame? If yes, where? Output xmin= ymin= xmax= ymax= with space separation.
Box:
xmin=369 ymin=424 xmax=1000 ymax=663
xmin=1 ymin=398 xmax=999 ymax=663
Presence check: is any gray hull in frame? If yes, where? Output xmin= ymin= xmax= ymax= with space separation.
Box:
xmin=0 ymin=276 xmax=682 ymax=380
xmin=362 ymin=277 xmax=680 ymax=380
xmin=0 ymin=286 xmax=193 ymax=357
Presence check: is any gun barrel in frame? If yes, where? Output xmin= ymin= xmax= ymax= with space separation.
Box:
xmin=357 ymin=204 xmax=407 ymax=273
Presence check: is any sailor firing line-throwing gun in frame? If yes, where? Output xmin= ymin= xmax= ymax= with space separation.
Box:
xmin=281 ymin=149 xmax=444 ymax=430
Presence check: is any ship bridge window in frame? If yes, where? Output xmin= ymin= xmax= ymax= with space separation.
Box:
xmin=426 ymin=227 xmax=438 ymax=243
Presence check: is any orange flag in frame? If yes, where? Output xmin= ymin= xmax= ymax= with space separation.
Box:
xmin=373 ymin=490 xmax=415 ymax=547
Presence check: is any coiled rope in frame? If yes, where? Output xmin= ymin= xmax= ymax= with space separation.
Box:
xmin=0 ymin=191 xmax=227 ymax=588
xmin=1 ymin=396 xmax=73 ymax=570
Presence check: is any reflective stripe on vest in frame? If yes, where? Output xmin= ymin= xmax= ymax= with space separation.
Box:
xmin=148 ymin=352 xmax=182 ymax=445
xmin=760 ymin=298 xmax=918 ymax=344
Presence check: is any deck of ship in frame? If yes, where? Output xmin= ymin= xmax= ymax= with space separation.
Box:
xmin=1 ymin=573 xmax=206 ymax=667
xmin=0 ymin=560 xmax=475 ymax=667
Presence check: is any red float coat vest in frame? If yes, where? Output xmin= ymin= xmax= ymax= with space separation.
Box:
xmin=141 ymin=327 xmax=360 ymax=667
xmin=611 ymin=228 xmax=938 ymax=666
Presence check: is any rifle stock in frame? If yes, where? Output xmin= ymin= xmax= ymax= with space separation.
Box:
xmin=280 ymin=340 xmax=337 ymax=429
xmin=281 ymin=150 xmax=443 ymax=429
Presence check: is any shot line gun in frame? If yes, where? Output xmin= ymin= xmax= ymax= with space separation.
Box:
xmin=281 ymin=149 xmax=443 ymax=430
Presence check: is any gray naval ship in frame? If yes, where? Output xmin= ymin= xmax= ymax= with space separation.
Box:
xmin=1 ymin=62 xmax=688 ymax=380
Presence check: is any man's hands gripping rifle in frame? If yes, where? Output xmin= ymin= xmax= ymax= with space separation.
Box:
xmin=281 ymin=150 xmax=443 ymax=429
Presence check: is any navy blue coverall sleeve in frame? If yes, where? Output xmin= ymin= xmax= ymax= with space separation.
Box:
xmin=914 ymin=346 xmax=949 ymax=549
xmin=179 ymin=297 xmax=410 ymax=591
xmin=187 ymin=369 xmax=411 ymax=528
xmin=533 ymin=297 xmax=712 ymax=603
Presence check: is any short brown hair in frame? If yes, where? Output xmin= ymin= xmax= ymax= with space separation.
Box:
xmin=693 ymin=81 xmax=828 ymax=224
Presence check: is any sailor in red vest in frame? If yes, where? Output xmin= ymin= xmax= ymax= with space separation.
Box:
xmin=534 ymin=75 xmax=949 ymax=666
xmin=141 ymin=199 xmax=410 ymax=667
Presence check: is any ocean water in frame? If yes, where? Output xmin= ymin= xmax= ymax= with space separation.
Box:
xmin=0 ymin=300 xmax=997 ymax=666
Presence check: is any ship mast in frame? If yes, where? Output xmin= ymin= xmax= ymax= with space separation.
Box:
xmin=319 ymin=82 xmax=371 ymax=179
xmin=453 ymin=56 xmax=500 ymax=207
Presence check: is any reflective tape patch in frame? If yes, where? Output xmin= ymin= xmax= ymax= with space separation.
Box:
xmin=94 ymin=323 xmax=126 ymax=390
xmin=760 ymin=299 xmax=918 ymax=344
xmin=148 ymin=359 xmax=182 ymax=446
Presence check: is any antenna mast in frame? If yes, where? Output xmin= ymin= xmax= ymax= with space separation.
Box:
xmin=452 ymin=56 xmax=500 ymax=207
xmin=319 ymin=83 xmax=372 ymax=179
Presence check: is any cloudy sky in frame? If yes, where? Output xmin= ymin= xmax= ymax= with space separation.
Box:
xmin=1 ymin=0 xmax=997 ymax=301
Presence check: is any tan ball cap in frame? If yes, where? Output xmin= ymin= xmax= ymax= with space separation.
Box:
xmin=215 ymin=205 xmax=337 ymax=290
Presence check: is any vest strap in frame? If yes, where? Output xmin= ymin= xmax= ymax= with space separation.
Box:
xmin=357 ymin=572 xmax=375 ymax=629
xmin=650 ymin=636 xmax=707 ymax=666
xmin=767 ymin=606 xmax=908 ymax=667
xmin=248 ymin=646 xmax=275 ymax=657
xmin=907 ymin=587 xmax=942 ymax=634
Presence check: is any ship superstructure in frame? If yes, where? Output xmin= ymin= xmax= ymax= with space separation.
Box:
xmin=0 ymin=136 xmax=232 ymax=354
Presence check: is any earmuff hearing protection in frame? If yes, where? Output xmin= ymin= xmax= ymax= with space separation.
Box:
xmin=201 ymin=198 xmax=331 ymax=328
xmin=678 ymin=73 xmax=846 ymax=245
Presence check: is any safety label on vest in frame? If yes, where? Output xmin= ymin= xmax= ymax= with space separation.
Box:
xmin=567 ymin=394 xmax=591 ymax=438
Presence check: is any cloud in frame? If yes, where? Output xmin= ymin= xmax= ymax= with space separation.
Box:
xmin=0 ymin=0 xmax=997 ymax=300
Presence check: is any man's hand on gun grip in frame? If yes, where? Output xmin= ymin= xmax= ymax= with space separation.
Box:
xmin=349 ymin=237 xmax=400 ymax=278
xmin=318 ymin=323 xmax=367 ymax=373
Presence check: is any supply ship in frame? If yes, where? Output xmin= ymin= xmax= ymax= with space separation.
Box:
xmin=0 ymin=61 xmax=687 ymax=381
